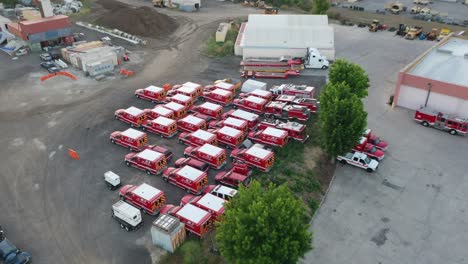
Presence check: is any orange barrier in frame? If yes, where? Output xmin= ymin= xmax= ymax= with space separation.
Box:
xmin=41 ymin=71 xmax=78 ymax=82
xmin=120 ymin=68 xmax=135 ymax=77
xmin=68 ymin=149 xmax=80 ymax=160
xmin=163 ymin=83 xmax=172 ymax=91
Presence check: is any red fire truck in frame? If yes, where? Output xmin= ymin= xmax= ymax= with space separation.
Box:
xmin=270 ymin=84 xmax=315 ymax=98
xmin=211 ymin=81 xmax=237 ymax=94
xmin=233 ymin=95 xmax=268 ymax=114
xmin=247 ymin=127 xmax=289 ymax=148
xmin=141 ymin=116 xmax=178 ymax=138
xmin=182 ymin=81 xmax=204 ymax=96
xmin=275 ymin=95 xmax=319 ymax=113
xmin=239 ymin=89 xmax=273 ymax=102
xmin=160 ymin=203 xmax=212 ymax=238
xmin=184 ymin=143 xmax=227 ymax=170
xmin=144 ymin=145 xmax=173 ymax=161
xmin=414 ymin=107 xmax=468 ymax=136
xmin=214 ymin=166 xmax=252 ymax=189
xmin=162 ymin=102 xmax=188 ymax=120
xmin=222 ymin=109 xmax=260 ymax=129
xmin=179 ymin=129 xmax=218 ymax=147
xmin=176 ymin=85 xmax=199 ymax=100
xmin=125 ymin=149 xmax=168 ymax=175
xmin=209 ymin=117 xmax=248 ymax=135
xmin=201 ymin=88 xmax=234 ymax=106
xmin=110 ymin=128 xmax=148 ymax=151
xmin=180 ymin=193 xmax=226 ymax=222
xmin=119 ymin=183 xmax=166 ymax=215
xmin=213 ymin=126 xmax=245 ymax=149
xmin=258 ymin=119 xmax=309 ymax=143
xmin=162 ymin=165 xmax=209 ymax=195
xmin=363 ymin=128 xmax=388 ymax=151
xmin=114 ymin=106 xmax=147 ymax=127
xmin=191 ymin=102 xmax=223 ymax=120
xmin=134 ymin=85 xmax=167 ymax=103
xmin=177 ymin=115 xmax=207 ymax=133
xmin=353 ymin=137 xmax=385 ymax=161
xmin=168 ymin=93 xmax=194 ymax=108
xmin=264 ymin=101 xmax=310 ymax=122
xmin=144 ymin=105 xmax=175 ymax=120
xmin=230 ymin=145 xmax=275 ymax=172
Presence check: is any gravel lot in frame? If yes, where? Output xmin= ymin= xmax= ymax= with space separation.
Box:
xmin=302 ymin=24 xmax=468 ymax=264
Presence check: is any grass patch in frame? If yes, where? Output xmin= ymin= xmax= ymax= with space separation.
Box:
xmin=159 ymin=235 xmax=224 ymax=264
xmin=203 ymin=21 xmax=241 ymax=57
xmin=69 ymin=0 xmax=91 ymax=18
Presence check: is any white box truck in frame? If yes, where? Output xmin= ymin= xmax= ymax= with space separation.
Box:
xmin=112 ymin=201 xmax=143 ymax=231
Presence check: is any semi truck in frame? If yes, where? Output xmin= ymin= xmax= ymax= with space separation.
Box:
xmin=242 ymin=47 xmax=329 ymax=69
xmin=162 ymin=165 xmax=209 ymax=195
xmin=112 ymin=201 xmax=143 ymax=231
xmin=119 ymin=183 xmax=166 ymax=215
xmin=110 ymin=128 xmax=148 ymax=151
xmin=114 ymin=106 xmax=147 ymax=127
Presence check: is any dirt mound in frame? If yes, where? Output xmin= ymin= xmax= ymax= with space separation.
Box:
xmin=96 ymin=0 xmax=178 ymax=38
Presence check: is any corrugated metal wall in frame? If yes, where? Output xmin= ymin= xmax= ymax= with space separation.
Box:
xmin=28 ymin=27 xmax=72 ymax=43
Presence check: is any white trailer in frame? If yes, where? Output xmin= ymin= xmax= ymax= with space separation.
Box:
xmin=241 ymin=80 xmax=267 ymax=93
xmin=104 ymin=171 xmax=121 ymax=190
xmin=112 ymin=201 xmax=143 ymax=231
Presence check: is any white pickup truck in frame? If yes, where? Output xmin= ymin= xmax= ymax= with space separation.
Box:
xmin=337 ymin=151 xmax=379 ymax=172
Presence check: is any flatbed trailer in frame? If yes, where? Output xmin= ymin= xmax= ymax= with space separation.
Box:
xmin=240 ymin=59 xmax=303 ymax=67
xmin=242 ymin=65 xmax=303 ymax=72
xmin=241 ymin=70 xmax=300 ymax=79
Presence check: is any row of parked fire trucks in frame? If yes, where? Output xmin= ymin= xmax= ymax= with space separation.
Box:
xmin=105 ymin=80 xmax=328 ymax=237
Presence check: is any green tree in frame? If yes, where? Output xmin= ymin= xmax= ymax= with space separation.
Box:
xmin=313 ymin=0 xmax=330 ymax=14
xmin=318 ymin=82 xmax=367 ymax=157
xmin=328 ymin=59 xmax=370 ymax=98
xmin=1 ymin=0 xmax=18 ymax=8
xmin=216 ymin=181 xmax=312 ymax=264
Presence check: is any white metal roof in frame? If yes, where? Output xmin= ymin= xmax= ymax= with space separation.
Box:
xmin=154 ymin=116 xmax=175 ymax=126
xmin=246 ymin=95 xmax=266 ymax=104
xmin=232 ymin=109 xmax=258 ymax=121
xmin=263 ymin=127 xmax=287 ymax=138
xmin=183 ymin=82 xmax=202 ymax=89
xmin=224 ymin=117 xmax=246 ymax=127
xmin=279 ymin=122 xmax=304 ymax=131
xmin=212 ymin=88 xmax=232 ymax=96
xmin=246 ymin=146 xmax=272 ymax=159
xmin=125 ymin=106 xmax=144 ymax=116
xmin=197 ymin=193 xmax=225 ymax=212
xmin=121 ymin=128 xmax=145 ymax=139
xmin=251 ymin=89 xmax=271 ymax=97
xmin=152 ymin=106 xmax=173 ymax=115
xmin=137 ymin=149 xmax=164 ymax=161
xmin=192 ymin=129 xmax=215 ymax=141
xmin=215 ymin=82 xmax=233 ymax=89
xmin=172 ymin=93 xmax=191 ymax=102
xmin=113 ymin=200 xmax=140 ymax=215
xmin=276 ymin=95 xmax=296 ymax=101
xmin=266 ymin=101 xmax=287 ymax=109
xmin=214 ymin=185 xmax=238 ymax=197
xmin=199 ymin=143 xmax=223 ymax=155
xmin=177 ymin=203 xmax=210 ymax=223
xmin=178 ymin=165 xmax=205 ymax=181
xmin=177 ymin=86 xmax=196 ymax=94
xmin=164 ymin=102 xmax=185 ymax=111
xmin=133 ymin=183 xmax=162 ymax=200
xmin=181 ymin=115 xmax=203 ymax=125
xmin=409 ymin=37 xmax=468 ymax=87
xmin=145 ymin=85 xmax=164 ymax=93
xmin=247 ymin=14 xmax=328 ymax=27
xmin=219 ymin=126 xmax=242 ymax=137
xmin=200 ymin=102 xmax=222 ymax=111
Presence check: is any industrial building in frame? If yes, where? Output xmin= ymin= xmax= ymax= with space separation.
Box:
xmin=393 ymin=34 xmax=468 ymax=117
xmin=235 ymin=14 xmax=335 ymax=61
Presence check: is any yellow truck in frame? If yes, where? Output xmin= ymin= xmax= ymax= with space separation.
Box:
xmin=437 ymin=28 xmax=451 ymax=41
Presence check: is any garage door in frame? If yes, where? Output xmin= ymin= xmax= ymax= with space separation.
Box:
xmin=397 ymin=85 xmax=427 ymax=110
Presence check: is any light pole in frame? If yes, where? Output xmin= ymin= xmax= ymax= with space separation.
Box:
xmin=424 ymin=82 xmax=432 ymax=107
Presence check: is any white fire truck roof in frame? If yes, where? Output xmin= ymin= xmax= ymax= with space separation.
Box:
xmin=137 ymin=149 xmax=164 ymax=161
xmin=212 ymin=88 xmax=232 ymax=96
xmin=197 ymin=193 xmax=225 ymax=212
xmin=246 ymin=146 xmax=272 ymax=159
xmin=215 ymin=82 xmax=233 ymax=90
xmin=263 ymin=127 xmax=287 ymax=138
xmin=121 ymin=128 xmax=146 ymax=139
xmin=199 ymin=143 xmax=223 ymax=156
xmin=172 ymin=93 xmax=191 ymax=102
xmin=279 ymin=122 xmax=304 ymax=132
xmin=152 ymin=106 xmax=173 ymax=116
xmin=177 ymin=203 xmax=210 ymax=224
xmin=183 ymin=82 xmax=201 ymax=89
xmin=279 ymin=84 xmax=314 ymax=93
xmin=246 ymin=95 xmax=266 ymax=104
xmin=145 ymin=85 xmax=164 ymax=93
xmin=154 ymin=116 xmax=175 ymax=126
xmin=213 ymin=185 xmax=238 ymax=197
xmin=224 ymin=117 xmax=246 ymax=127
xmin=359 ymin=137 xmax=366 ymax=145
xmin=276 ymin=95 xmax=296 ymax=102
xmin=164 ymin=102 xmax=185 ymax=111
xmin=125 ymin=106 xmax=144 ymax=116
xmin=219 ymin=126 xmax=242 ymax=137
xmin=232 ymin=109 xmax=258 ymax=121
xmin=267 ymin=101 xmax=287 ymax=109
xmin=178 ymin=165 xmax=205 ymax=181
xmin=251 ymin=89 xmax=271 ymax=97
xmin=177 ymin=86 xmax=196 ymax=94
xmin=364 ymin=128 xmax=371 ymax=136
xmin=192 ymin=129 xmax=215 ymax=141
xmin=132 ymin=183 xmax=162 ymax=201
xmin=181 ymin=115 xmax=203 ymax=125
xmin=201 ymin=102 xmax=222 ymax=111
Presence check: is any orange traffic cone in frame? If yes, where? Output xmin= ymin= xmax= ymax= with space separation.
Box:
xmin=68 ymin=149 xmax=80 ymax=160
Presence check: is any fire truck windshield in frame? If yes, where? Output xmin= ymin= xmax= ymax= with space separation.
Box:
xmin=374 ymin=138 xmax=381 ymax=144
